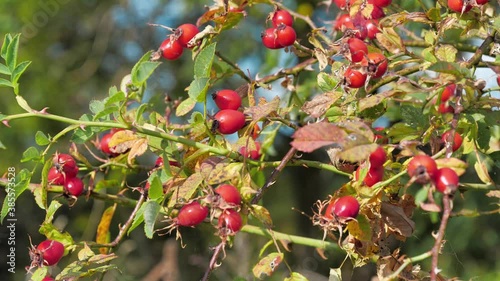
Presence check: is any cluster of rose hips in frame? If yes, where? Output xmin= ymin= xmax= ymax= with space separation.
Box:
xmin=354 ymin=145 xmax=386 ymax=187
xmin=159 ymin=23 xmax=200 ymax=60
xmin=28 ymin=239 xmax=65 ymax=280
xmin=261 ymin=9 xmax=297 ymax=49
xmin=211 ymin=89 xmax=247 ymax=135
xmin=47 ymin=153 xmax=84 ymax=197
xmin=314 ymin=194 xmax=361 ymax=238
xmin=333 ymin=1 xmax=389 ymax=88
xmin=437 ymin=84 xmax=456 ymax=114
xmin=160 ymin=181 xmax=244 ymax=237
xmin=407 ymin=154 xmax=460 ymax=194
xmin=447 ymin=0 xmax=489 ymax=14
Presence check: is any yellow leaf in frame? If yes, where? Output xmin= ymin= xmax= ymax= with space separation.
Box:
xmin=96 ymin=204 xmax=116 ymax=254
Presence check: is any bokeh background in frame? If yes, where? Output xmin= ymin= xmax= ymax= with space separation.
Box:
xmin=0 ymin=0 xmax=499 ymax=280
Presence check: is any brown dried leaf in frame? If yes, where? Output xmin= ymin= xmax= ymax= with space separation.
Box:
xmin=486 ymin=190 xmax=500 ymax=199
xmin=127 ymin=138 xmax=148 ymax=165
xmin=301 ymin=92 xmax=341 ymax=118
xmin=244 ymin=96 xmax=280 ymax=121
xmin=376 ymin=27 xmax=406 ymax=54
xmin=291 ymin=122 xmax=348 ymax=153
xmin=381 ymin=202 xmax=415 ymax=238
xmin=400 ymin=194 xmax=417 ymax=218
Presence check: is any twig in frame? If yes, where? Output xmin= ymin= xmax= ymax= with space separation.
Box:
xmin=215 ymin=51 xmax=252 ymax=83
xmin=100 ymin=192 xmax=146 ymax=247
xmin=382 ymin=251 xmax=432 ymax=281
xmin=201 ymin=241 xmax=226 ymax=281
xmin=251 ymin=147 xmax=297 ymax=204
xmin=430 ymin=194 xmax=453 ymax=281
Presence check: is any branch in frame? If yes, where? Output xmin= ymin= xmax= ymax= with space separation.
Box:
xmin=430 ymin=194 xmax=453 ymax=281
xmin=251 ymin=147 xmax=297 ymax=204
xmin=201 ymin=241 xmax=226 ymax=281
xmin=382 ymin=251 xmax=432 ymax=281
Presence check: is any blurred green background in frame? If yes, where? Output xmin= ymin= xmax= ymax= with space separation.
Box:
xmin=0 ymin=0 xmax=499 ymax=280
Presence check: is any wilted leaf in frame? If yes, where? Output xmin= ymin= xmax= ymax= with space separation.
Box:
xmin=359 ymin=90 xmax=400 ymax=111
xmin=251 ymin=205 xmax=273 ymax=228
xmin=291 ymin=122 xmax=348 ymax=153
xmin=435 ymin=44 xmax=457 ymax=62
xmin=486 ymin=190 xmax=500 ymax=199
xmin=252 ymin=252 xmax=284 ymax=279
xmin=206 ymin=162 xmax=244 ymax=185
xmin=376 ymin=28 xmax=405 ymax=54
xmin=427 ymin=61 xmax=469 ymax=78
xmin=244 ymin=96 xmax=280 ymax=121
xmin=301 ymin=92 xmax=341 ymax=118
xmin=347 ymin=214 xmax=372 ymax=241
xmin=329 ymin=268 xmax=342 ymax=281
xmin=168 ymin=173 xmax=203 ymax=207
xmin=336 ymin=120 xmax=375 ymax=143
xmin=108 ymin=130 xmax=136 ymax=154
xmin=127 ymin=137 xmax=148 ymax=165
xmin=78 ymin=243 xmax=95 ymax=261
xmin=474 ymin=150 xmax=493 ymax=184
xmin=337 ymin=143 xmax=378 ymax=163
xmin=435 ymin=157 xmax=468 ymax=176
xmin=381 ymin=202 xmax=415 ymax=237
xmin=96 ymin=205 xmax=116 ymax=254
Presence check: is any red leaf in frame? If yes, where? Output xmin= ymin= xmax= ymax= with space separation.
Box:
xmin=291 ymin=122 xmax=348 ymax=153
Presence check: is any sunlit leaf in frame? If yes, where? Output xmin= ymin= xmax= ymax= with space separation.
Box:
xmin=1 ymin=169 xmax=31 ymax=223
xmin=176 ymin=97 xmax=197 ymax=116
xmin=302 ymin=92 xmax=341 ymax=118
xmin=35 ymin=131 xmax=50 ymax=146
xmin=143 ymin=200 xmax=161 ymax=239
xmin=252 ymin=252 xmax=284 ymax=279
xmin=250 ymin=205 xmax=273 ymax=228
xmin=291 ymin=122 xmax=348 ymax=153
xmin=96 ymin=205 xmax=116 ymax=254
xmin=194 ymin=42 xmax=216 ymax=78
xmin=244 ymin=96 xmax=280 ymax=121
xmin=285 ymin=272 xmax=309 ymax=281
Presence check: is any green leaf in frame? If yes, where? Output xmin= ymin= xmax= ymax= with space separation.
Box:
xmin=134 ymin=103 xmax=149 ymax=124
xmin=5 ymin=34 xmax=20 ymax=71
xmin=1 ymin=34 xmax=13 ymax=59
xmin=317 ymin=72 xmax=339 ymax=92
xmin=21 ymin=146 xmax=41 ymax=163
xmin=35 ymin=131 xmax=50 ymax=146
xmin=89 ymin=99 xmax=105 ymax=115
xmin=0 ymin=63 xmax=10 ymax=75
xmin=0 ymin=77 xmax=12 ymax=88
xmin=176 ymin=97 xmax=197 ymax=116
xmin=94 ymin=105 xmax=119 ymax=121
xmin=0 ymin=140 xmax=5 ymax=149
xmin=132 ymin=61 xmax=161 ymax=85
xmin=11 ymin=60 xmax=31 ymax=84
xmin=188 ymin=77 xmax=210 ymax=102
xmin=128 ymin=202 xmax=146 ymax=235
xmin=35 ymin=160 xmax=53 ymax=209
xmin=427 ymin=61 xmax=469 ymax=78
xmin=329 ymin=268 xmax=342 ymax=281
xmin=143 ymin=200 xmax=161 ymax=239
xmin=16 ymin=95 xmax=32 ymax=111
xmin=31 ymin=267 xmax=49 ymax=281
xmin=105 ymin=90 xmax=126 ymax=106
xmin=147 ymin=172 xmax=164 ymax=200
xmin=194 ymin=42 xmax=216 ymax=78
xmin=1 ymin=169 xmax=31 ymax=223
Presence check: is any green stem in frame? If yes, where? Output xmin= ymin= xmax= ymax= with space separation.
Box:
xmin=241 ymin=224 xmax=340 ymax=251
xmin=382 ymin=251 xmax=432 ymax=281
xmin=3 ymin=112 xmax=127 ymax=129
